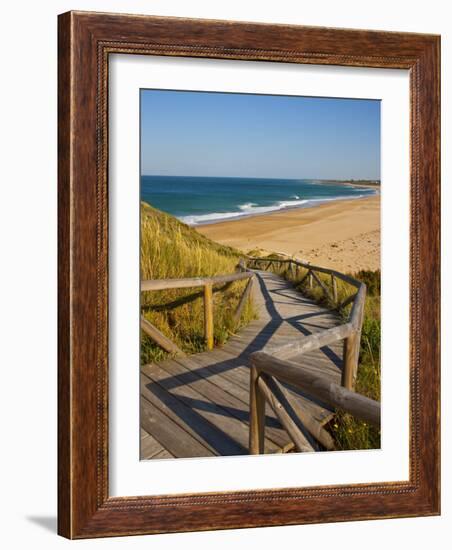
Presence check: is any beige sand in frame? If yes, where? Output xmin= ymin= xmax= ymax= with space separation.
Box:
xmin=196 ymin=195 xmax=380 ymax=273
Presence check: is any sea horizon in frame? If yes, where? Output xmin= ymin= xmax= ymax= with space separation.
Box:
xmin=141 ymin=175 xmax=378 ymax=226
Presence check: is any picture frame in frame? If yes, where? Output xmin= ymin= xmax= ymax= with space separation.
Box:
xmin=58 ymin=11 xmax=440 ymax=538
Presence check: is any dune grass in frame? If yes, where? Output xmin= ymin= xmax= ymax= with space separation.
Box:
xmin=248 ymin=253 xmax=381 ymax=451
xmin=140 ymin=206 xmax=379 ymax=451
xmin=328 ymin=270 xmax=381 ymax=450
xmin=140 ymin=202 xmax=256 ymax=365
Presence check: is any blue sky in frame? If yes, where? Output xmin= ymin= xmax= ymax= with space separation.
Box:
xmin=141 ymin=89 xmax=380 ymax=180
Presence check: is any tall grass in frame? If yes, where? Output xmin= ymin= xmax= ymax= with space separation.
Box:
xmin=140 ymin=202 xmax=256 ymax=364
xmin=248 ymin=254 xmax=381 ymax=450
xmin=329 ymin=270 xmax=381 ymax=451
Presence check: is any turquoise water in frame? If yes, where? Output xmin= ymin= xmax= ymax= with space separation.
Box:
xmin=141 ymin=175 xmax=377 ymax=226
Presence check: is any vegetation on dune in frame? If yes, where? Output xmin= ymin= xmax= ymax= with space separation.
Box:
xmin=140 ymin=202 xmax=256 ymax=365
xmin=141 ymin=205 xmax=379 ymax=451
xmin=247 ymin=252 xmax=381 ymax=451
xmin=329 ymin=270 xmax=381 ymax=451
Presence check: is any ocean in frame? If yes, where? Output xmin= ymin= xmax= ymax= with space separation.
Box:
xmin=141 ymin=175 xmax=377 ymax=226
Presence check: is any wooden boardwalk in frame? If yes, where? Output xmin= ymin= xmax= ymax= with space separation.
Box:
xmin=141 ymin=269 xmax=345 ymax=459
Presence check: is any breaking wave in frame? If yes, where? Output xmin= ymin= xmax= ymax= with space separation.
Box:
xmin=179 ymin=194 xmax=368 ymax=225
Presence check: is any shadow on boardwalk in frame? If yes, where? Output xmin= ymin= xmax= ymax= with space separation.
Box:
xmin=140 ymin=270 xmax=343 ymax=459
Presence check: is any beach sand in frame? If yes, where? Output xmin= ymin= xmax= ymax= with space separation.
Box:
xmin=196 ymin=195 xmax=380 ymax=273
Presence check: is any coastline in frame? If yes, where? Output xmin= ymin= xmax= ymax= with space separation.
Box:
xmin=315 ymin=180 xmax=380 ymax=190
xmin=196 ymin=195 xmax=380 ymax=273
xmin=181 ymin=189 xmax=378 ymax=226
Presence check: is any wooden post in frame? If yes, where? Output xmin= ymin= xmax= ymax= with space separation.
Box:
xmin=331 ymin=274 xmax=338 ymax=304
xmin=337 ymin=292 xmax=357 ymax=311
xmin=299 ymin=269 xmax=310 ymax=286
xmin=249 ymin=366 xmax=265 ymax=454
xmin=351 ymin=297 xmax=365 ymax=384
xmin=257 ymin=374 xmax=314 ymax=452
xmin=342 ymin=331 xmax=359 ymax=390
xmin=309 ymin=271 xmax=313 ymax=289
xmin=204 ymin=283 xmax=214 ymax=350
xmin=311 ymin=270 xmax=334 ymax=302
xmin=233 ymin=276 xmax=253 ymax=324
xmin=343 ymin=283 xmax=366 ymax=388
xmin=261 ymin=374 xmax=336 ymax=451
xmin=140 ymin=316 xmax=185 ymax=356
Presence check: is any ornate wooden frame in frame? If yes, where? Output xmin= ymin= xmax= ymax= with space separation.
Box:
xmin=58 ymin=11 xmax=440 ymax=538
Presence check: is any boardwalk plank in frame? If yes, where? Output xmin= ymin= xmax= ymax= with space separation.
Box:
xmin=141 ymin=269 xmax=347 ymax=458
xmin=141 ymin=432 xmax=166 ymax=459
xmin=141 ymin=372 xmax=246 ymax=456
xmin=167 ymin=354 xmax=292 ymax=450
xmin=142 ymin=361 xmax=281 ymax=453
xmin=183 ymin=349 xmax=330 ymax=429
xmin=140 ymin=398 xmax=214 ymax=458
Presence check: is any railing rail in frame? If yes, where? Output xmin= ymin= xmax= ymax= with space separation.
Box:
xmin=141 ymin=267 xmax=255 ymax=353
xmin=141 ymin=270 xmax=253 ymax=291
xmin=245 ymin=255 xmax=366 ymax=389
xmin=249 ymin=350 xmax=380 ymax=454
xmin=244 ymin=254 xmax=373 ymax=454
xmin=246 ymin=255 xmax=362 ymax=288
xmin=140 ymin=252 xmax=374 ymax=455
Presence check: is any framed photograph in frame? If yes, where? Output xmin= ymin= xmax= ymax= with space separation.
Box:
xmin=58 ymin=11 xmax=440 ymax=538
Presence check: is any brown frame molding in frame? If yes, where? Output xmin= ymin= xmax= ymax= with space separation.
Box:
xmin=58 ymin=11 xmax=440 ymax=538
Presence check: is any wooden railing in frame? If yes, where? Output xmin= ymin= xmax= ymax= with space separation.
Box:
xmin=246 ymin=255 xmax=366 ymax=390
xmin=141 ymin=253 xmax=376 ymax=454
xmin=249 ymin=350 xmax=380 ymax=454
xmin=245 ymin=255 xmax=376 ymax=454
xmin=141 ymin=268 xmax=255 ymax=355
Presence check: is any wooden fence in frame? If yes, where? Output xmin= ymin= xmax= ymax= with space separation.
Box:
xmin=245 ymin=255 xmax=379 ymax=454
xmin=141 ymin=268 xmax=255 ymax=355
xmin=245 ymin=256 xmax=366 ymax=390
xmin=249 ymin=351 xmax=380 ymax=454
xmin=140 ymin=254 xmax=378 ymax=454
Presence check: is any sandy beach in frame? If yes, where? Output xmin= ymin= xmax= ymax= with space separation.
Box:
xmin=196 ymin=195 xmax=380 ymax=273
